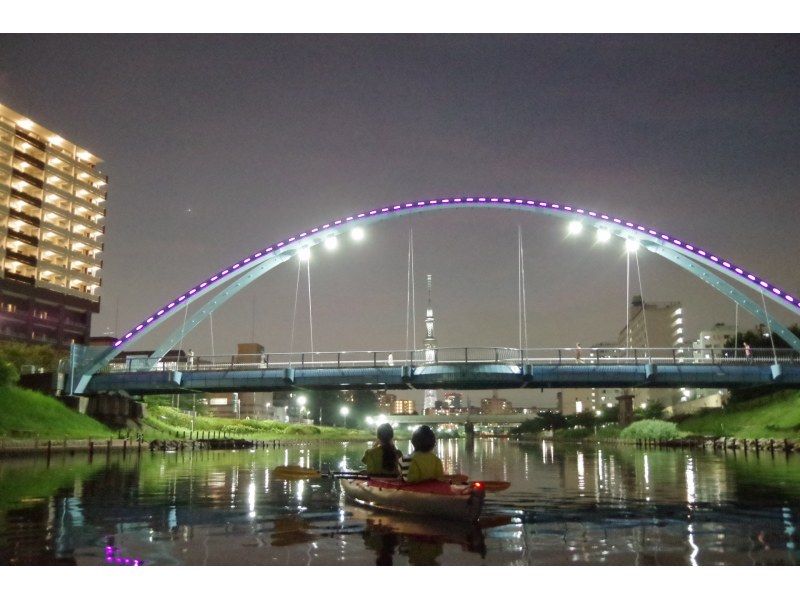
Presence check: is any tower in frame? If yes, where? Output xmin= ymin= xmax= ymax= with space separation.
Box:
xmin=423 ymin=274 xmax=437 ymax=412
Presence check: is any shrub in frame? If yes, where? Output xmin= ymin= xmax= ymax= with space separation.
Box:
xmin=0 ymin=360 xmax=19 ymax=387
xmin=620 ymin=419 xmax=682 ymax=441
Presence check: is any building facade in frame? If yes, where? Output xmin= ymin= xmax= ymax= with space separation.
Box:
xmin=0 ymin=104 xmax=106 ymax=347
xmin=617 ymin=296 xmax=684 ymax=406
xmin=481 ymin=390 xmax=513 ymax=414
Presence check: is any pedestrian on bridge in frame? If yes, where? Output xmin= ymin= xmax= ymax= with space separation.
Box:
xmin=744 ymin=342 xmax=753 ymax=364
xmin=575 ymin=343 xmax=583 ymax=363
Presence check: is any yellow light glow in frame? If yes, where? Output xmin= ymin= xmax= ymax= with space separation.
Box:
xmin=49 ymin=136 xmax=63 ymax=146
xmin=17 ymin=119 xmax=34 ymax=130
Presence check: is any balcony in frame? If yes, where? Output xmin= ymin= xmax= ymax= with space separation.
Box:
xmin=9 ymin=207 xmax=41 ymax=228
xmin=11 ymin=188 xmax=43 ymax=208
xmin=4 ymin=270 xmax=36 ymax=285
xmin=12 ymin=168 xmax=43 ymax=189
xmin=7 ymin=228 xmax=39 ymax=246
xmin=5 ymin=249 xmax=37 ymax=267
xmin=13 ymin=149 xmax=46 ymax=171
xmin=14 ymin=128 xmax=46 ymax=151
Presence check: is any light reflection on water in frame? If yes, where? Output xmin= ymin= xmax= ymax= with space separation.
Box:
xmin=0 ymin=439 xmax=799 ymax=565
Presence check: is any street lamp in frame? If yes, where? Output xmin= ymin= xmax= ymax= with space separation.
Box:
xmin=296 ymin=395 xmax=307 ymax=421
xmin=340 ymin=406 xmax=350 ymax=427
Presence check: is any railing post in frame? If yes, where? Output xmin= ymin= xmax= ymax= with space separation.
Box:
xmin=495 ymin=348 xmax=499 ymax=363
xmin=337 ymin=352 xmax=341 ymax=368
xmin=374 ymin=352 xmax=377 ymax=367
xmin=301 ymin=353 xmax=305 ymax=368
xmin=266 ymin=354 xmax=270 ymax=367
xmin=595 ymin=350 xmax=600 ymax=366
xmin=465 ymin=347 xmax=469 ymax=363
xmin=634 ymin=348 xmax=638 ymax=365
xmin=710 ymin=348 xmax=715 ymax=364
xmin=672 ymin=348 xmax=676 ymax=364
xmin=435 ymin=348 xmax=439 ymax=364
xmin=558 ymin=349 xmax=562 ymax=365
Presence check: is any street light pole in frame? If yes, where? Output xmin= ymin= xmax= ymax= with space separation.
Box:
xmin=340 ymin=406 xmax=350 ymax=428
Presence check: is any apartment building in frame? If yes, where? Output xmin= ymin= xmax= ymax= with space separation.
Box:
xmin=0 ymin=103 xmax=106 ymax=347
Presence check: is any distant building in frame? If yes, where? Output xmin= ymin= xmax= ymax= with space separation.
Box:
xmin=617 ymin=296 xmax=684 ymax=407
xmin=692 ymin=322 xmax=735 ymax=357
xmin=205 ymin=343 xmax=273 ymax=419
xmin=390 ymin=398 xmax=416 ymax=415
xmin=442 ymin=391 xmax=463 ymax=410
xmin=377 ymin=391 xmax=397 ymax=414
xmin=689 ymin=322 xmax=735 ymax=403
xmin=481 ymin=390 xmax=512 ymax=414
xmin=1 ymin=103 xmax=107 ymax=347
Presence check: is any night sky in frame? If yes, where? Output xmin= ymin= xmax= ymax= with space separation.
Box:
xmin=2 ymin=35 xmax=799 ymax=407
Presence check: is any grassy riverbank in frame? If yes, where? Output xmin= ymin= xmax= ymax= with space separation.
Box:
xmin=0 ymin=386 xmax=112 ymax=439
xmin=677 ymin=390 xmax=800 ymax=439
xmin=0 ymin=386 xmax=375 ymax=442
xmin=143 ymin=405 xmax=374 ymax=441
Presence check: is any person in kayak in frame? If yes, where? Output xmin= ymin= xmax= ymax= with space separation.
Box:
xmin=362 ymin=423 xmax=403 ymax=476
xmin=405 ymin=425 xmax=444 ymax=483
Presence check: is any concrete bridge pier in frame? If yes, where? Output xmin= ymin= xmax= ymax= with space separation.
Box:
xmin=464 ymin=422 xmax=475 ymax=441
xmin=617 ymin=394 xmax=635 ymax=427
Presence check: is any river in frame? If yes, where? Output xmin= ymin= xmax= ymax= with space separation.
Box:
xmin=0 ymin=439 xmax=798 ymax=565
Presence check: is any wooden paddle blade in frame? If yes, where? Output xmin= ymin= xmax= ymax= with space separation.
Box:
xmin=272 ymin=465 xmax=321 ymax=479
xmin=472 ymin=480 xmax=511 ymax=493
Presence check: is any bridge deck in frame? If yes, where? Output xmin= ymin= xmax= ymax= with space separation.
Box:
xmin=83 ymin=361 xmax=800 ymax=395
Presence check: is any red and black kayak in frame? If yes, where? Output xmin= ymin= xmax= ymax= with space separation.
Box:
xmin=340 ymin=477 xmax=486 ymax=522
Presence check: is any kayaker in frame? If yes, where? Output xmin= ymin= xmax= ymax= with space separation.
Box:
xmin=362 ymin=423 xmax=403 ymax=476
xmin=405 ymin=425 xmax=444 ymax=483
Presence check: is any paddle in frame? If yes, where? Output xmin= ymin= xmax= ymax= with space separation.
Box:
xmin=272 ymin=466 xmax=511 ymax=492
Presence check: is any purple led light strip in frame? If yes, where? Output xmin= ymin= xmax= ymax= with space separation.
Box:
xmin=114 ymin=197 xmax=800 ymax=348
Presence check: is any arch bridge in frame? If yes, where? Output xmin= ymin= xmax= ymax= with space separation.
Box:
xmin=68 ymin=196 xmax=800 ymax=395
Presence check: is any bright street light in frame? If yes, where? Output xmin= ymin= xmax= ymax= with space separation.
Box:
xmin=298 ymin=246 xmax=312 ymax=261
xmin=340 ymin=405 xmax=350 ymax=427
xmin=324 ymin=236 xmax=339 ymax=251
xmin=567 ymin=221 xmax=583 ymax=236
xmin=350 ymin=227 xmax=365 ymax=241
xmin=625 ymin=238 xmax=640 ymax=252
xmin=596 ymin=228 xmax=612 ymax=243
xmin=296 ymin=395 xmax=307 ymax=406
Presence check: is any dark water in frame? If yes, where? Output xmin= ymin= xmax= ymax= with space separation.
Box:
xmin=1 ymin=439 xmax=798 ymax=565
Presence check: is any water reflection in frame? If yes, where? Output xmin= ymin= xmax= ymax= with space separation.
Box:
xmin=0 ymin=440 xmax=798 ymax=565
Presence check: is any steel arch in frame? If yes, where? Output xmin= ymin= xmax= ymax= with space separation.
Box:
xmin=71 ymin=196 xmax=800 ymax=393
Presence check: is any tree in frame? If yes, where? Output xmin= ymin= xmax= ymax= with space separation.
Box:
xmin=0 ymin=341 xmax=66 ymax=374
xmin=636 ymin=401 xmax=665 ymax=420
xmin=0 ymin=360 xmax=19 ymax=387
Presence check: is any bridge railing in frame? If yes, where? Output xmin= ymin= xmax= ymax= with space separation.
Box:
xmin=100 ymin=346 xmax=800 ymax=373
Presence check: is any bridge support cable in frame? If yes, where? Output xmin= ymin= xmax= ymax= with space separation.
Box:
xmin=405 ymin=227 xmax=417 ymax=361
xmin=626 ymin=248 xmax=631 ymax=356
xmin=644 ymin=242 xmax=800 ymax=352
xmin=517 ymin=226 xmax=529 ymax=362
xmin=177 ymin=301 xmax=190 ymax=366
xmin=734 ymin=303 xmax=739 ymax=355
xmin=289 ymin=258 xmax=302 ymax=366
xmin=760 ymin=290 xmax=778 ymax=364
xmin=634 ymin=249 xmax=650 ymax=356
xmin=209 ymin=311 xmax=215 ymax=358
xmin=307 ymin=257 xmax=314 ymax=362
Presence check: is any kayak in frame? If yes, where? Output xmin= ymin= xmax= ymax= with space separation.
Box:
xmin=340 ymin=477 xmax=486 ymax=522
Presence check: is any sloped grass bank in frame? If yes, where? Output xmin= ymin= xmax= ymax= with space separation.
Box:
xmin=144 ymin=405 xmax=373 ymax=440
xmin=0 ymin=386 xmax=112 ymax=439
xmin=677 ymin=390 xmax=800 ymax=439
